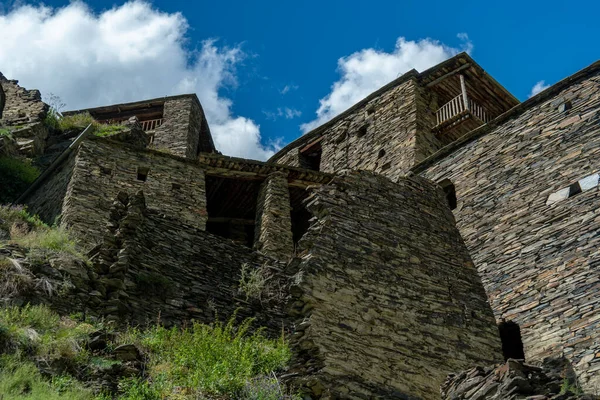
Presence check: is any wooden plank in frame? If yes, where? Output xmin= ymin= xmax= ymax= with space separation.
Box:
xmin=425 ymin=63 xmax=471 ymax=87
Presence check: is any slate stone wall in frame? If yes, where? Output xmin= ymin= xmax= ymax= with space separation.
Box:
xmin=420 ymin=70 xmax=600 ymax=391
xmin=288 ymin=171 xmax=502 ymax=399
xmin=151 ymin=96 xmax=213 ymax=159
xmin=61 ymin=139 xmax=207 ymax=246
xmin=89 ymin=190 xmax=291 ymax=332
xmin=0 ymin=72 xmax=48 ymax=126
xmin=254 ymin=172 xmax=294 ymax=259
xmin=25 ymin=150 xmax=77 ymax=224
xmin=276 ymin=79 xmax=442 ymax=180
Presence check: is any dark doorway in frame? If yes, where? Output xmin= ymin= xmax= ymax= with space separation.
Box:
xmin=299 ymin=139 xmax=322 ymax=171
xmin=204 ymin=176 xmax=261 ymax=247
xmin=439 ymin=179 xmax=457 ymax=210
xmin=289 ymin=187 xmax=312 ymax=248
xmin=498 ymin=321 xmax=525 ymax=360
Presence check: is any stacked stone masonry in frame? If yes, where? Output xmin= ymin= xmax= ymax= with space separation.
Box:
xmin=420 ymin=69 xmax=600 ymax=391
xmin=254 ymin=172 xmax=295 ymax=259
xmin=0 ymin=72 xmax=48 ymax=126
xmin=275 ymin=78 xmax=442 ymax=180
xmin=151 ymin=95 xmax=214 ymax=159
xmin=60 ymin=139 xmax=208 ymax=246
xmin=287 ymin=171 xmax=502 ymax=399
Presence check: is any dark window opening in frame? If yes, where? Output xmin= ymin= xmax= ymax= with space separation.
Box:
xmin=299 ymin=139 xmax=322 ymax=172
xmin=378 ymin=149 xmax=386 ymax=159
xmin=100 ymin=166 xmax=112 ymax=175
xmin=439 ymin=179 xmax=457 ymax=210
xmin=568 ymin=182 xmax=582 ymax=197
xmin=290 ymin=188 xmax=312 ymax=248
xmin=205 ymin=176 xmax=260 ymax=247
xmin=498 ymin=321 xmax=525 ymax=361
xmin=137 ymin=167 xmax=149 ymax=182
xmin=357 ymin=125 xmax=368 ymax=137
xmin=366 ymin=106 xmax=375 ymax=116
xmin=172 ymin=183 xmax=181 ymax=191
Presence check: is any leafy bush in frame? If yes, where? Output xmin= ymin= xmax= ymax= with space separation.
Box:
xmin=239 ymin=263 xmax=269 ymax=301
xmin=120 ymin=317 xmax=292 ymax=398
xmin=0 ymin=127 xmax=12 ymax=137
xmin=0 ymin=157 xmax=40 ymax=203
xmin=0 ymin=358 xmax=93 ymax=400
xmin=57 ymin=113 xmax=96 ymax=131
xmin=94 ymin=124 xmax=127 ymax=137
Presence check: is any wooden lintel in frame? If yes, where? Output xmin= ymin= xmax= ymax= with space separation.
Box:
xmin=202 ymin=166 xmax=328 ymax=188
xmin=300 ymin=137 xmax=323 ymax=154
xmin=426 ymin=63 xmax=472 ymax=88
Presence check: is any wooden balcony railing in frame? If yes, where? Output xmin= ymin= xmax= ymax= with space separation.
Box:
xmin=435 ymin=93 xmax=491 ymax=127
xmin=141 ymin=118 xmax=163 ymax=131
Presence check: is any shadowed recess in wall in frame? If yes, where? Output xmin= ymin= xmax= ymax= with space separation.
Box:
xmin=498 ymin=321 xmax=525 ymax=361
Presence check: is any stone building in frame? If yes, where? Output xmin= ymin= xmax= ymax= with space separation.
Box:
xmin=273 ymin=52 xmax=600 ymax=394
xmin=5 ymin=51 xmax=600 ymax=398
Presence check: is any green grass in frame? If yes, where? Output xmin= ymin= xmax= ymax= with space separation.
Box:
xmin=0 ymin=358 xmax=93 ymax=400
xmin=0 ymin=157 xmax=40 ymax=203
xmin=0 ymin=303 xmax=296 ymax=399
xmin=0 ymin=205 xmax=83 ymax=260
xmin=120 ymin=317 xmax=292 ymax=398
xmin=94 ymin=124 xmax=127 ymax=137
xmin=0 ymin=127 xmax=12 ymax=137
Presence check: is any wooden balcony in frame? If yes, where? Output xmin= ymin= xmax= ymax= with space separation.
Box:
xmin=435 ymin=93 xmax=491 ymax=129
xmin=141 ymin=118 xmax=163 ymax=131
xmin=431 ymin=74 xmax=497 ymax=143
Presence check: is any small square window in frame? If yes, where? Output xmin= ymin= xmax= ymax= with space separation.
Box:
xmin=172 ymin=183 xmax=181 ymax=191
xmin=100 ymin=166 xmax=112 ymax=175
xmin=137 ymin=167 xmax=149 ymax=182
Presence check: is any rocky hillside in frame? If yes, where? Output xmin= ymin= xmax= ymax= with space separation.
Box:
xmin=0 ymin=205 xmax=298 ymax=399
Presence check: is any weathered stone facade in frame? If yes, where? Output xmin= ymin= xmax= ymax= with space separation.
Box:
xmin=254 ymin=172 xmax=294 ymax=259
xmin=0 ymin=72 xmax=48 ymax=126
xmin=87 ymin=190 xmax=291 ymax=331
xmin=287 ymin=171 xmax=502 ymax=399
xmin=59 ymin=139 xmax=207 ymax=245
xmin=418 ymin=64 xmax=600 ymax=391
xmin=274 ymin=77 xmax=430 ymax=180
xmin=152 ymin=95 xmax=214 ymax=159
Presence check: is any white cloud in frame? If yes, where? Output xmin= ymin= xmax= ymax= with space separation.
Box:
xmin=300 ymin=35 xmax=473 ymax=133
xmin=263 ymin=107 xmax=302 ymax=121
xmin=0 ymin=1 xmax=277 ymax=160
xmin=529 ymin=80 xmax=550 ymax=98
xmin=280 ymin=84 xmax=298 ymax=95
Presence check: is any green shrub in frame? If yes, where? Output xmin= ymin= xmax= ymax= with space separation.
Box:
xmin=121 ymin=317 xmax=292 ymax=398
xmin=94 ymin=124 xmax=127 ymax=137
xmin=0 ymin=127 xmax=12 ymax=137
xmin=57 ymin=113 xmax=96 ymax=131
xmin=44 ymin=112 xmax=60 ymax=131
xmin=0 ymin=358 xmax=93 ymax=399
xmin=0 ymin=157 xmax=40 ymax=203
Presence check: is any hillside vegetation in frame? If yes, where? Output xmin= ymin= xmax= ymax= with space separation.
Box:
xmin=0 ymin=206 xmax=298 ymax=399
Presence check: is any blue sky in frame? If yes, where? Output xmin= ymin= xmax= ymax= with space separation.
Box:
xmin=1 ymin=0 xmax=599 ymax=159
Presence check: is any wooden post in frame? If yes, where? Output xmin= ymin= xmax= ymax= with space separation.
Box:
xmin=460 ymin=74 xmax=469 ymax=111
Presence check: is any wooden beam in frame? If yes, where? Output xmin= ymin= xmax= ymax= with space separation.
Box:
xmin=300 ymin=137 xmax=323 ymax=154
xmin=460 ymin=74 xmax=469 ymax=111
xmin=426 ymin=63 xmax=471 ymax=88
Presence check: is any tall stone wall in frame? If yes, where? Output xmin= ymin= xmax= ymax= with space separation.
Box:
xmin=274 ymin=78 xmax=442 ymax=181
xmin=24 ymin=150 xmax=77 ymax=224
xmin=88 ymin=190 xmax=290 ymax=331
xmin=419 ymin=69 xmax=600 ymax=390
xmin=152 ymin=96 xmax=213 ymax=159
xmin=288 ymin=171 xmax=502 ymax=399
xmin=59 ymin=138 xmax=207 ymax=246
xmin=254 ymin=172 xmax=294 ymax=259
xmin=0 ymin=72 xmax=48 ymax=126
